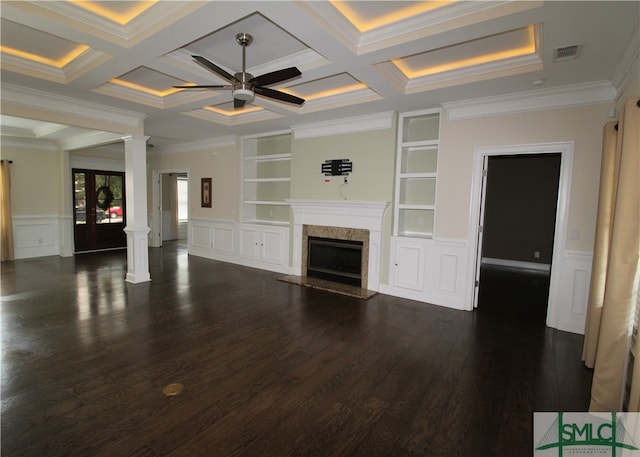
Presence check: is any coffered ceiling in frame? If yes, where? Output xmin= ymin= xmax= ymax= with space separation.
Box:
xmin=0 ymin=1 xmax=638 ymax=150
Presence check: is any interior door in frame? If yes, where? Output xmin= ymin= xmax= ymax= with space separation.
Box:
xmin=73 ymin=169 xmax=126 ymax=252
xmin=473 ymin=156 xmax=489 ymax=308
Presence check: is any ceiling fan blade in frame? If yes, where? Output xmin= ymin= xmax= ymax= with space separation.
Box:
xmin=234 ymin=98 xmax=247 ymax=109
xmin=173 ymin=85 xmax=232 ymax=89
xmin=192 ymin=56 xmax=237 ymax=82
xmin=250 ymin=67 xmax=301 ymax=87
xmin=254 ymin=86 xmax=305 ymax=105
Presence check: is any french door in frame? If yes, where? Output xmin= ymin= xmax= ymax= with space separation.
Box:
xmin=73 ymin=169 xmax=126 ymax=252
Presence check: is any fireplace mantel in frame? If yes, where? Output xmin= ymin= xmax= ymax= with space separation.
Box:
xmin=286 ymin=199 xmax=389 ymax=291
xmin=286 ymin=199 xmax=388 ymax=220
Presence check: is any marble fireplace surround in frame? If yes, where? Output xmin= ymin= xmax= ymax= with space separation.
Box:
xmin=287 ymin=200 xmax=388 ymax=292
xmin=303 ymin=225 xmax=370 ymax=288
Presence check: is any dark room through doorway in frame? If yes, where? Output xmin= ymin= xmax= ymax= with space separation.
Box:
xmin=475 ymin=153 xmax=562 ymax=322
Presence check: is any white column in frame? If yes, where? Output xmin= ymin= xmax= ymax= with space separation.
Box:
xmin=59 ymin=149 xmax=74 ymax=257
xmin=123 ymin=134 xmax=151 ymax=283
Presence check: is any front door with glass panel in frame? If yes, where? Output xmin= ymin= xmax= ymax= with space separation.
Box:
xmin=73 ymin=169 xmax=126 ymax=252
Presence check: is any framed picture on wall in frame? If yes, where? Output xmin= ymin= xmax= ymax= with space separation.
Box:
xmin=201 ymin=177 xmax=212 ymax=208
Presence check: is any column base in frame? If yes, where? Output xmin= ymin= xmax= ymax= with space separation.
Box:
xmin=124 ymin=225 xmax=151 ymax=283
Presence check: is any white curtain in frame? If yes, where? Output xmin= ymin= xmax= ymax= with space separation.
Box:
xmin=582 ymin=96 xmax=640 ymax=411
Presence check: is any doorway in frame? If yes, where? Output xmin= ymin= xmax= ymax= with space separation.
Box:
xmin=475 ymin=153 xmax=561 ymax=317
xmin=151 ymin=170 xmax=189 ymax=247
xmin=468 ymin=142 xmax=574 ymax=328
xmin=477 ymin=153 xmax=561 ymax=318
xmin=73 ymin=169 xmax=126 ymax=252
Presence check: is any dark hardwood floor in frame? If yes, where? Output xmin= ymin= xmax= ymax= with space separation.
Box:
xmin=1 ymin=243 xmax=592 ymax=457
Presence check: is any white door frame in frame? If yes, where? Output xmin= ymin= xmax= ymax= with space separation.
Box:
xmin=151 ymin=168 xmax=189 ymax=248
xmin=465 ymin=142 xmax=574 ymax=329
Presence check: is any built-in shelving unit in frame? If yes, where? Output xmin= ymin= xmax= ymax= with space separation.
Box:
xmin=242 ymin=131 xmax=292 ymax=226
xmin=393 ymin=109 xmax=440 ymax=238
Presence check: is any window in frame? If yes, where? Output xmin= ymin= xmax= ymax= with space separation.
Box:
xmin=177 ymin=177 xmax=188 ymax=221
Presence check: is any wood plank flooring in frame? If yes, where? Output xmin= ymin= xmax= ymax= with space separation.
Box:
xmin=1 ymin=242 xmax=592 ymax=456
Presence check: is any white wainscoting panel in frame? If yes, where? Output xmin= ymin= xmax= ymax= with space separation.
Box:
xmin=212 ymin=224 xmax=234 ymax=254
xmin=188 ymin=219 xmax=288 ymax=272
xmin=13 ymin=216 xmax=60 ymax=259
xmin=381 ymin=237 xmax=468 ymax=310
xmin=429 ymin=239 xmax=469 ymax=310
xmin=549 ymin=250 xmax=593 ymax=334
xmin=191 ymin=221 xmax=212 ymax=249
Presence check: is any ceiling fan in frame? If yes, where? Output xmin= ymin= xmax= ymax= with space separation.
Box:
xmin=174 ymin=32 xmax=305 ymax=109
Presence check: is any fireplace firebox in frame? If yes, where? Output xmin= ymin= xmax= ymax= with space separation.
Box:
xmin=307 ymin=236 xmax=363 ymax=287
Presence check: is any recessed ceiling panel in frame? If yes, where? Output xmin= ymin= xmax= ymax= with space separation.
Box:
xmin=286 ymin=73 xmax=366 ymax=100
xmin=184 ymin=102 xmax=283 ymax=126
xmin=4 ymin=1 xmax=204 ymax=47
xmin=94 ymin=66 xmax=214 ymax=109
xmin=330 ymin=0 xmax=450 ymax=32
xmin=376 ymin=24 xmax=542 ymax=94
xmin=71 ymin=0 xmax=157 ymax=25
xmin=280 ymin=73 xmax=382 ymax=113
xmin=205 ymin=103 xmax=264 ymax=117
xmin=115 ymin=67 xmax=185 ymax=95
xmin=184 ymin=13 xmax=308 ymax=71
xmin=393 ymin=25 xmax=537 ymax=78
xmin=0 ymin=19 xmax=88 ymax=67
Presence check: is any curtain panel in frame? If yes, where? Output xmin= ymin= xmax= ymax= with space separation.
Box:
xmin=0 ymin=160 xmax=14 ymax=261
xmin=583 ymin=96 xmax=640 ymax=411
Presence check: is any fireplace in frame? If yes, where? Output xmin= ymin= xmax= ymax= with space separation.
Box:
xmin=302 ymin=224 xmax=370 ymax=289
xmin=286 ymin=199 xmax=389 ymax=296
xmin=307 ymin=236 xmax=363 ymax=287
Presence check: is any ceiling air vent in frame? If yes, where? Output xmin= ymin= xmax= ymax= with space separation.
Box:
xmin=553 ymin=44 xmax=581 ymax=62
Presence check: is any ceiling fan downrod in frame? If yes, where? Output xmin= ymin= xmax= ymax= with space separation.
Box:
xmin=233 ymin=32 xmax=255 ymax=101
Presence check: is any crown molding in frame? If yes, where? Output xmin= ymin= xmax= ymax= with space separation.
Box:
xmin=183 ymin=108 xmax=282 ymax=127
xmin=156 ymin=136 xmax=237 ymax=155
xmin=357 ymin=1 xmax=542 ymax=55
xmin=298 ymin=1 xmax=542 ymax=55
xmin=0 ymin=136 xmax=59 ymax=152
xmin=611 ymin=21 xmax=640 ymax=99
xmin=1 ymin=84 xmax=146 ymax=134
xmin=0 ymin=49 xmax=110 ymax=84
xmin=59 ymin=131 xmax=123 ymax=152
xmin=291 ymin=111 xmax=394 ymax=139
xmin=442 ymin=81 xmax=617 ymax=120
xmin=10 ymin=2 xmax=206 ymax=48
xmin=294 ymin=87 xmax=384 ymax=115
xmin=93 ymin=82 xmax=214 ymax=110
xmin=377 ymin=53 xmax=542 ymax=95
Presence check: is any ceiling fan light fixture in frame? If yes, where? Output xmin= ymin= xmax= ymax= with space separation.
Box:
xmin=233 ymin=88 xmax=255 ymax=102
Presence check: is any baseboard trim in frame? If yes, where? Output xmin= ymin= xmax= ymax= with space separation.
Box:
xmin=482 ymin=257 xmax=550 ymax=272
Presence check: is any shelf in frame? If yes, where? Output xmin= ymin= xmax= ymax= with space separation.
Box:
xmin=244 ymin=153 xmax=291 ymax=162
xmin=402 ymin=112 xmax=440 ymax=143
xmin=243 ymin=219 xmax=290 ymax=227
xmin=243 ymin=131 xmax=292 ymax=227
xmin=399 ymin=177 xmax=436 ymax=206
xmin=398 ymin=204 xmax=436 ymax=210
xmin=244 ymin=177 xmax=291 ymax=183
xmin=394 ymin=109 xmax=440 ymax=238
xmin=399 ymin=173 xmax=437 ymax=179
xmin=400 ymin=140 xmax=439 ymax=148
xmin=400 ymin=144 xmax=438 ymax=174
xmin=244 ymin=200 xmax=289 ymax=206
xmin=398 ymin=231 xmax=433 ymax=239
